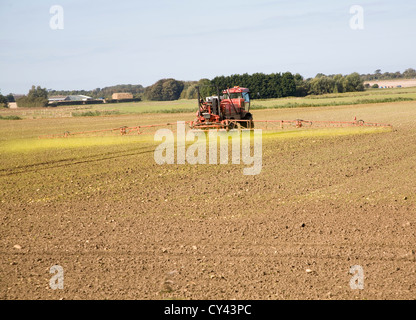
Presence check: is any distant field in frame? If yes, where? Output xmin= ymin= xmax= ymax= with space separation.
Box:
xmin=365 ymin=78 xmax=416 ymax=88
xmin=251 ymin=87 xmax=416 ymax=110
xmin=2 ymin=87 xmax=416 ymax=119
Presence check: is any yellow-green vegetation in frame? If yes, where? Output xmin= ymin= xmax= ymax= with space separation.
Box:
xmin=0 ymin=122 xmax=391 ymax=155
xmin=0 ymin=135 xmax=154 ymax=154
xmin=251 ymin=87 xmax=416 ymax=110
xmin=262 ymin=126 xmax=392 ymax=141
xmin=0 ymin=115 xmax=22 ymax=120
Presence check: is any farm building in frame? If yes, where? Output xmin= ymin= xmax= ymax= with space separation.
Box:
xmin=48 ymin=95 xmax=67 ymax=102
xmin=48 ymin=95 xmax=93 ymax=102
xmin=112 ymin=92 xmax=133 ymax=100
xmin=66 ymin=95 xmax=93 ymax=101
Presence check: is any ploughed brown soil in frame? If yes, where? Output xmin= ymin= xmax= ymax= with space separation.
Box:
xmin=1 ymin=102 xmax=416 ymax=300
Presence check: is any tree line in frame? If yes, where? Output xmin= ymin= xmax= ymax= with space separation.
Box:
xmin=305 ymin=73 xmax=364 ymax=95
xmin=13 ymin=68 xmax=416 ymax=108
xmin=45 ymin=71 xmax=367 ymax=102
xmin=0 ymin=93 xmax=8 ymax=108
xmin=361 ymin=68 xmax=416 ymax=81
xmin=210 ymin=72 xmax=298 ymax=99
xmin=15 ymin=86 xmax=49 ymax=108
xmin=177 ymin=72 xmax=364 ymax=99
xmin=0 ymin=90 xmax=15 ymax=108
xmin=144 ymin=79 xmax=184 ymax=101
xmin=148 ymin=72 xmax=365 ymax=101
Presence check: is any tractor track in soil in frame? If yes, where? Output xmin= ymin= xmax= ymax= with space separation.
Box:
xmin=0 ymin=145 xmax=156 ymax=177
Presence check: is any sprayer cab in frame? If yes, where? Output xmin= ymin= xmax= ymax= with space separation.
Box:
xmin=221 ymin=86 xmax=251 ymax=118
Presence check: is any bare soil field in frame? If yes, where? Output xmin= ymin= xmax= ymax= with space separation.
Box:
xmin=1 ymin=101 xmax=416 ymax=300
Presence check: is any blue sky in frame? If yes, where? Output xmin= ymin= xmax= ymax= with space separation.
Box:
xmin=0 ymin=0 xmax=415 ymax=94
